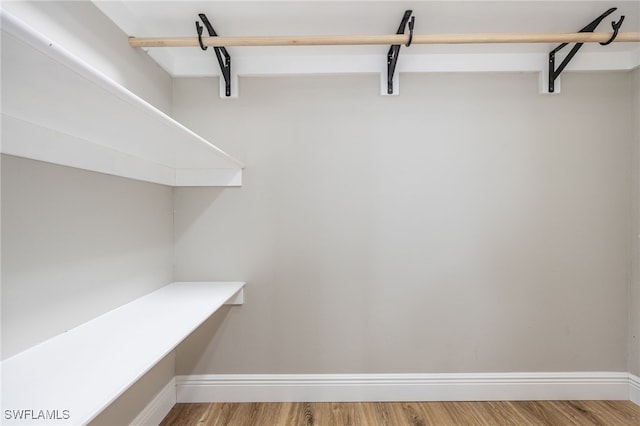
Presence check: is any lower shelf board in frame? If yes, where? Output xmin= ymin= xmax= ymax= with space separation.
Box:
xmin=1 ymin=281 xmax=245 ymax=425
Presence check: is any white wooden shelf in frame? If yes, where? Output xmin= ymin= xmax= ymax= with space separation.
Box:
xmin=1 ymin=281 xmax=245 ymax=425
xmin=0 ymin=10 xmax=244 ymax=187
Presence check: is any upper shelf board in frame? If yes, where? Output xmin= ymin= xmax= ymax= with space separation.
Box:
xmin=0 ymin=10 xmax=244 ymax=187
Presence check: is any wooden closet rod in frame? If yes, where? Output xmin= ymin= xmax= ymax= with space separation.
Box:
xmin=129 ymin=32 xmax=640 ymax=48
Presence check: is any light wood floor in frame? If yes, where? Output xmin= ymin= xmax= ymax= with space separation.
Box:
xmin=160 ymin=401 xmax=640 ymax=425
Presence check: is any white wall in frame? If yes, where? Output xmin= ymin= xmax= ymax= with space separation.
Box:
xmin=0 ymin=2 xmax=179 ymax=423
xmin=631 ymin=66 xmax=640 ymax=378
xmin=173 ymin=72 xmax=632 ymax=375
xmin=0 ymin=155 xmax=175 ymax=423
xmin=0 ymin=0 xmax=176 ymax=359
xmin=1 ymin=156 xmax=174 ymax=359
xmin=1 ymin=0 xmax=173 ymax=114
xmin=0 ymin=2 xmax=178 ymax=422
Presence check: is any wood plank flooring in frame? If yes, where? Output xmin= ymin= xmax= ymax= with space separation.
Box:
xmin=160 ymin=401 xmax=640 ymax=425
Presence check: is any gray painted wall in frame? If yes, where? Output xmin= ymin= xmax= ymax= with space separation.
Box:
xmin=631 ymin=66 xmax=640 ymax=378
xmin=0 ymin=2 xmax=637 ymax=416
xmin=173 ymin=72 xmax=632 ymax=375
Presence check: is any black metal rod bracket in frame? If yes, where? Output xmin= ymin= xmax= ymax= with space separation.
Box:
xmin=548 ymin=7 xmax=623 ymax=93
xmin=387 ymin=10 xmax=414 ymax=95
xmin=197 ymin=13 xmax=232 ymax=97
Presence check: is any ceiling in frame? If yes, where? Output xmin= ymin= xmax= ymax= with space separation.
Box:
xmin=93 ymin=1 xmax=640 ymax=95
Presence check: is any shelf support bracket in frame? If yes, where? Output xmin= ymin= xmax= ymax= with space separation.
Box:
xmin=547 ymin=7 xmax=623 ymax=93
xmin=197 ymin=13 xmax=232 ymax=97
xmin=386 ymin=10 xmax=414 ymax=95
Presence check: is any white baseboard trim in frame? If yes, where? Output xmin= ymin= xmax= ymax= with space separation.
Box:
xmin=130 ymin=378 xmax=176 ymax=426
xmin=630 ymin=374 xmax=640 ymax=406
xmin=175 ymin=372 xmax=630 ymax=403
